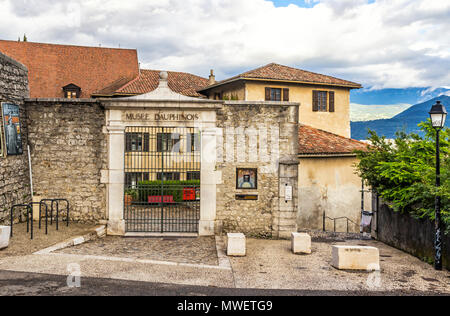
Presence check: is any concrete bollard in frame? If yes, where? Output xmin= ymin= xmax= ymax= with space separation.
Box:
xmin=332 ymin=245 xmax=380 ymax=271
xmin=0 ymin=226 xmax=11 ymax=250
xmin=291 ymin=232 xmax=312 ymax=254
xmin=227 ymin=233 xmax=246 ymax=257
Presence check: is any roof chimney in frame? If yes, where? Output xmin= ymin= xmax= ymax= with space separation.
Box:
xmin=209 ymin=69 xmax=216 ymax=85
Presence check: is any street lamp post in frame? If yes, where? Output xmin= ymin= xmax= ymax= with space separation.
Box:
xmin=429 ymin=100 xmax=447 ymax=271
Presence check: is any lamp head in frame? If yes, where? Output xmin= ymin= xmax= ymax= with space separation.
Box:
xmin=429 ymin=101 xmax=447 ymax=130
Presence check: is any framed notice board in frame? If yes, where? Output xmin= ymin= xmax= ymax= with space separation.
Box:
xmin=1 ymin=102 xmax=23 ymax=156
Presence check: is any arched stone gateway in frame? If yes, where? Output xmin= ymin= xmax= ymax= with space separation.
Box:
xmin=101 ymin=72 xmax=300 ymax=238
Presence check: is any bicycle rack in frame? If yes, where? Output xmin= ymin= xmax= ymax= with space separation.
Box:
xmin=29 ymin=202 xmax=49 ymax=235
xmin=52 ymin=199 xmax=70 ymax=229
xmin=10 ymin=204 xmax=33 ymax=239
xmin=9 ymin=199 xmax=69 ymax=240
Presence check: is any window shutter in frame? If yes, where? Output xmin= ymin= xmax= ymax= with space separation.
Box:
xmin=312 ymin=91 xmax=319 ymax=112
xmin=329 ymin=91 xmax=335 ymax=112
xmin=283 ymin=88 xmax=290 ymax=102
xmin=265 ymin=87 xmax=271 ymax=101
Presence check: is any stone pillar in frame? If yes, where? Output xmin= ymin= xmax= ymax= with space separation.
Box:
xmin=273 ymin=105 xmax=299 ymax=239
xmin=106 ymin=114 xmax=126 ymax=236
xmin=199 ymin=128 xmax=217 ymax=236
xmin=274 ymin=160 xmax=299 ymax=239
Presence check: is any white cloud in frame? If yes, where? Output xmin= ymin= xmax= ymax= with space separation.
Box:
xmin=0 ymin=0 xmax=449 ymax=89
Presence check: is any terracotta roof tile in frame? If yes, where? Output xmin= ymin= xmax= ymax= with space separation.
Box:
xmin=95 ymin=69 xmax=209 ymax=97
xmin=0 ymin=40 xmax=139 ymax=98
xmin=201 ymin=63 xmax=361 ymax=91
xmin=299 ymin=125 xmax=368 ymax=155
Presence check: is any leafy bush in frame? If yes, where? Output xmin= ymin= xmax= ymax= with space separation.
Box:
xmin=354 ymin=120 xmax=449 ymax=232
xmin=136 ymin=180 xmax=200 ymax=203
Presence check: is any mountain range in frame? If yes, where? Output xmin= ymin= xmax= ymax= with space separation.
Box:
xmin=351 ymin=95 xmax=450 ymax=140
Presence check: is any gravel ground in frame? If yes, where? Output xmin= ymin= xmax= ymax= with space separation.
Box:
xmin=56 ymin=236 xmax=219 ymax=266
xmin=0 ymin=222 xmax=97 ymax=258
xmin=230 ymin=238 xmax=450 ymax=293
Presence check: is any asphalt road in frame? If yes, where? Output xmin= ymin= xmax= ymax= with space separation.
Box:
xmin=0 ymin=270 xmax=445 ymax=296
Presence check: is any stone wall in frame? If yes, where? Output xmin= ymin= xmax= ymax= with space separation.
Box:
xmin=0 ymin=52 xmax=30 ymax=223
xmin=215 ymin=101 xmax=299 ymax=238
xmin=374 ymin=196 xmax=450 ymax=270
xmin=25 ymin=99 xmax=107 ymax=222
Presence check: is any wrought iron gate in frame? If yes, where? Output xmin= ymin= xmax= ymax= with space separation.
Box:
xmin=124 ymin=126 xmax=201 ymax=233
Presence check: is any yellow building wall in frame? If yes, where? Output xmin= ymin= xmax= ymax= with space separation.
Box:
xmin=206 ymin=81 xmax=246 ymax=100
xmin=244 ymin=82 xmax=351 ymax=138
xmin=297 ymin=157 xmax=372 ymax=233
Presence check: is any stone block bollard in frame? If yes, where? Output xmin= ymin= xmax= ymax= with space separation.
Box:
xmin=332 ymin=245 xmax=380 ymax=271
xmin=0 ymin=226 xmax=11 ymax=250
xmin=227 ymin=233 xmax=246 ymax=257
xmin=291 ymin=232 xmax=312 ymax=254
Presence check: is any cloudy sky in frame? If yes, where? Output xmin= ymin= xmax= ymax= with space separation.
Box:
xmin=0 ymin=0 xmax=449 ymax=119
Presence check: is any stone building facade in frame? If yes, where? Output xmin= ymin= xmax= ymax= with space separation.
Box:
xmin=0 ymin=52 xmax=30 ymax=223
xmin=215 ymin=102 xmax=299 ymax=238
xmin=25 ymin=99 xmax=107 ymax=222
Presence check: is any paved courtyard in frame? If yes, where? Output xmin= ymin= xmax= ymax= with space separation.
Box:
xmin=56 ymin=236 xmax=219 ymax=266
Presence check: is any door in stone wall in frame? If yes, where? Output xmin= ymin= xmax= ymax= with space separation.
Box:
xmin=124 ymin=126 xmax=201 ymax=233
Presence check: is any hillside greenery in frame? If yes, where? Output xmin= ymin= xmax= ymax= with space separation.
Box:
xmin=354 ymin=120 xmax=449 ymax=232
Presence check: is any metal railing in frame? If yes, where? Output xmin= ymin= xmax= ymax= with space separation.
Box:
xmin=323 ymin=212 xmax=358 ymax=233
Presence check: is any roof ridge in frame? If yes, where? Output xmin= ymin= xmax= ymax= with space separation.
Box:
xmin=0 ymin=39 xmax=136 ymax=51
xmin=140 ymin=69 xmax=207 ymax=80
xmin=270 ymin=63 xmax=360 ymax=86
xmin=116 ymin=73 xmax=142 ymax=92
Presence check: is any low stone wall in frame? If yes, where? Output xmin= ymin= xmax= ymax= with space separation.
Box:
xmin=0 ymin=52 xmax=30 ymax=223
xmin=374 ymin=197 xmax=450 ymax=270
xmin=25 ymin=99 xmax=107 ymax=222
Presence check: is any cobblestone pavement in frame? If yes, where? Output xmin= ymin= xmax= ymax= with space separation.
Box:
xmin=56 ymin=236 xmax=219 ymax=266
xmin=0 ymin=222 xmax=97 ymax=259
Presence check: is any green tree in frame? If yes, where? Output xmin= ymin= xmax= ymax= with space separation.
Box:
xmin=354 ymin=120 xmax=449 ymax=232
xmin=23 ymin=34 xmax=27 ymax=42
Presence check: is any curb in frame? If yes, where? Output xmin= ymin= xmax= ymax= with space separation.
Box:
xmin=33 ymin=225 xmax=106 ymax=255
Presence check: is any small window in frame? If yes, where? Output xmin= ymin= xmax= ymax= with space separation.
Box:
xmin=187 ymin=171 xmax=200 ymax=181
xmin=265 ymin=88 xmax=282 ymax=101
xmin=187 ymin=133 xmax=201 ymax=152
xmin=157 ymin=133 xmax=180 ymax=152
xmin=126 ymin=133 xmax=149 ymax=152
xmin=63 ymin=84 xmax=81 ymax=99
xmin=313 ymin=91 xmax=329 ymax=112
xmin=265 ymin=87 xmax=289 ymax=101
xmin=157 ymin=172 xmax=181 ymax=181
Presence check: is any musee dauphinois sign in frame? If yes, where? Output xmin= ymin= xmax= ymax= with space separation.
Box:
xmin=125 ymin=113 xmax=200 ymax=121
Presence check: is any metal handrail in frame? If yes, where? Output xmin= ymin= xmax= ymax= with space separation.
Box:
xmin=323 ymin=212 xmax=358 ymax=233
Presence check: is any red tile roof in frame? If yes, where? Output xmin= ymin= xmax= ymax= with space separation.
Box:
xmin=200 ymin=63 xmax=361 ymax=92
xmin=94 ymin=69 xmax=209 ymax=97
xmin=0 ymin=40 xmax=139 ymax=98
xmin=299 ymin=125 xmax=368 ymax=156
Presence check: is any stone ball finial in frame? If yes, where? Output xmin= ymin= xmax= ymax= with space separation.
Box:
xmin=159 ymin=71 xmax=168 ymax=80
